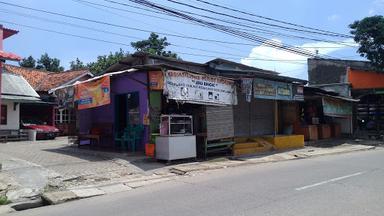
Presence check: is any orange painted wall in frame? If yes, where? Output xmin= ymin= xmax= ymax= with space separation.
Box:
xmin=348 ymin=68 xmax=384 ymax=89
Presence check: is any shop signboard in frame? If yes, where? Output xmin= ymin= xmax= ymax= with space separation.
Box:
xmin=253 ymin=78 xmax=292 ymax=100
xmin=149 ymin=71 xmax=164 ymax=90
xmin=293 ymin=85 xmax=304 ymax=101
xmin=75 ymin=76 xmax=111 ymax=110
xmin=322 ymin=97 xmax=352 ymax=117
xmin=164 ymin=70 xmax=237 ymax=105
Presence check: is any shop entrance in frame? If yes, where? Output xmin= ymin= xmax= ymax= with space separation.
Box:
xmin=114 ymin=92 xmax=140 ymax=133
xmin=356 ymin=94 xmax=384 ymax=138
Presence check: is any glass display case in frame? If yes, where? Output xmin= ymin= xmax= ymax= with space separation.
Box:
xmin=156 ymin=114 xmax=196 ymax=161
xmin=160 ymin=114 xmax=193 ymax=136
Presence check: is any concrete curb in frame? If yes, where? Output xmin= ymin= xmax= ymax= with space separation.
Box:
xmin=39 ymin=174 xmax=176 ymax=205
xmin=169 ymin=145 xmax=378 ymax=174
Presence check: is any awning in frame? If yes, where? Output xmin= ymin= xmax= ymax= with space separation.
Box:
xmin=322 ymin=97 xmax=352 ymax=118
xmin=2 ymin=95 xmax=41 ymax=103
xmin=48 ymin=68 xmax=137 ymax=94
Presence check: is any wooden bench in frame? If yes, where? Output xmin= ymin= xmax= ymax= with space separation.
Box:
xmin=204 ymin=138 xmax=235 ymax=158
xmin=0 ymin=130 xmax=28 ymax=142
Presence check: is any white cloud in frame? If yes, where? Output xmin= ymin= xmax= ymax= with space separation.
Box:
xmin=373 ymin=0 xmax=384 ymax=6
xmin=240 ymin=39 xmax=357 ymax=80
xmin=369 ymin=9 xmax=376 ymax=15
xmin=327 ymin=14 xmax=340 ymax=21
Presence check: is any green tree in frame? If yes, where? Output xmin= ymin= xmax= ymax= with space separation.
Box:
xmin=131 ymin=33 xmax=178 ymax=58
xmin=69 ymin=58 xmax=87 ymax=70
xmin=87 ymin=49 xmax=129 ymax=74
xmin=350 ymin=16 xmax=384 ymax=70
xmin=36 ymin=53 xmax=64 ymax=72
xmin=19 ymin=55 xmax=36 ymax=68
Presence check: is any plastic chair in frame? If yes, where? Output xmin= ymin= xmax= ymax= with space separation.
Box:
xmin=115 ymin=127 xmax=131 ymax=150
xmin=129 ymin=125 xmax=144 ymax=152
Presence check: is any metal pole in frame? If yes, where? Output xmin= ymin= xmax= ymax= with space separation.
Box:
xmin=0 ymin=25 xmax=4 ymax=130
xmin=274 ymin=100 xmax=278 ymax=136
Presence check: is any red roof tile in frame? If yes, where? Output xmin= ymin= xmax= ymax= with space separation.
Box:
xmin=3 ymin=64 xmax=91 ymax=92
xmin=0 ymin=51 xmax=21 ymax=61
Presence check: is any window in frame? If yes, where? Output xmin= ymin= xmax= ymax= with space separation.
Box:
xmin=55 ymin=108 xmax=75 ymax=124
xmin=1 ymin=105 xmax=7 ymax=125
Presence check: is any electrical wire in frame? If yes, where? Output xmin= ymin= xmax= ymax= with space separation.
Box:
xmin=96 ymin=0 xmax=350 ymax=46
xmin=0 ymin=1 xmax=264 ymax=46
xmin=190 ymin=0 xmax=351 ymax=38
xmin=0 ymin=20 xmax=307 ymax=64
xmin=125 ymin=0 xmax=322 ymax=58
xmin=164 ymin=0 xmax=352 ymax=38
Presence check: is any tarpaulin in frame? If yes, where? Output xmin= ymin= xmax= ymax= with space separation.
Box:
xmin=75 ymin=76 xmax=110 ymax=110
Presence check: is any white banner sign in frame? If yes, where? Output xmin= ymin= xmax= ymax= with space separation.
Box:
xmin=164 ymin=70 xmax=237 ymax=105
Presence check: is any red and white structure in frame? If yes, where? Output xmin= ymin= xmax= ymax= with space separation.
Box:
xmin=0 ymin=25 xmax=22 ymax=128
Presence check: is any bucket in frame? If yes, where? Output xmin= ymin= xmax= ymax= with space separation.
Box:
xmin=145 ymin=143 xmax=155 ymax=158
xmin=28 ymin=130 xmax=37 ymax=141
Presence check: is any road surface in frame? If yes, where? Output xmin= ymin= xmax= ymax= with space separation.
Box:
xmin=12 ymin=148 xmax=384 ymax=216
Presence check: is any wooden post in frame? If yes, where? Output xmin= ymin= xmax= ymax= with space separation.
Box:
xmin=274 ymin=100 xmax=278 ymax=136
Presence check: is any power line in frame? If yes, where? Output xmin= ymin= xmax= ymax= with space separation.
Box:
xmin=104 ymin=0 xmax=355 ymax=47
xmin=121 ymin=0 xmax=351 ymax=59
xmin=0 ymin=20 xmax=307 ymax=65
xmin=0 ymin=7 xmax=306 ymax=61
xmin=0 ymin=1 xmax=263 ymax=47
xmin=72 ymin=0 xmax=253 ymax=55
xmin=164 ymin=0 xmax=352 ymax=38
xmin=0 ymin=1 xmax=353 ymax=63
xmin=72 ymin=0 xmax=194 ymax=26
xmin=0 ymin=20 xmax=131 ymax=47
xmin=190 ymin=0 xmax=351 ymax=38
xmin=0 ymin=8 xmax=250 ymax=58
xmin=74 ymin=1 xmax=355 ymax=56
xmin=125 ymin=0 xmax=322 ymax=58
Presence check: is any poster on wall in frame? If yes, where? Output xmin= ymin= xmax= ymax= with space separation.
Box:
xmin=322 ymin=97 xmax=352 ymax=117
xmin=149 ymin=71 xmax=164 ymax=90
xmin=253 ymin=78 xmax=292 ymax=101
xmin=241 ymin=78 xmax=253 ymax=102
xmin=56 ymin=86 xmax=75 ymax=108
xmin=75 ymin=76 xmax=111 ymax=110
xmin=164 ymin=70 xmax=237 ymax=105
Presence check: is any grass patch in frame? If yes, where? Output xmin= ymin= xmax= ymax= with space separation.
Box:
xmin=0 ymin=195 xmax=10 ymax=205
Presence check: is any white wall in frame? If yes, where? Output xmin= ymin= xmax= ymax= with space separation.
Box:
xmin=0 ymin=100 xmax=20 ymax=130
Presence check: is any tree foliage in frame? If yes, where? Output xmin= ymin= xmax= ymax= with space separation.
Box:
xmin=18 ymin=33 xmax=178 ymax=74
xmin=131 ymin=32 xmax=178 ymax=58
xmin=18 ymin=53 xmax=64 ymax=72
xmin=19 ymin=55 xmax=36 ymax=68
xmin=86 ymin=49 xmax=129 ymax=74
xmin=36 ymin=53 xmax=64 ymax=72
xmin=350 ymin=16 xmax=384 ymax=70
xmin=69 ymin=58 xmax=87 ymax=70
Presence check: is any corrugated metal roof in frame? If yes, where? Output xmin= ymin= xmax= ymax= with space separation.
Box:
xmin=2 ymin=95 xmax=41 ymax=103
xmin=1 ymin=72 xmax=40 ymax=99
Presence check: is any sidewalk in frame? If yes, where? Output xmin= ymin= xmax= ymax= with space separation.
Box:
xmin=0 ymin=137 xmax=380 ymax=213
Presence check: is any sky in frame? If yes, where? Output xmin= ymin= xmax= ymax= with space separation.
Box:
xmin=2 ymin=0 xmax=384 ymax=79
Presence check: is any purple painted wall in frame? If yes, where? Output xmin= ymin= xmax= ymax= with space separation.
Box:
xmin=79 ymin=71 xmax=149 ymax=151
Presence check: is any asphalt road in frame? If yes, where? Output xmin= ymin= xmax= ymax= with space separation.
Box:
xmin=12 ymin=148 xmax=384 ymax=216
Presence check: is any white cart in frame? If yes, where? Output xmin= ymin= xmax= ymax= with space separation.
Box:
xmin=156 ymin=115 xmax=196 ymax=161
